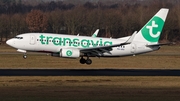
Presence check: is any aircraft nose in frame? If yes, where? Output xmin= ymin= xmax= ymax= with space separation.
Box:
xmin=6 ymin=39 xmax=14 ymax=46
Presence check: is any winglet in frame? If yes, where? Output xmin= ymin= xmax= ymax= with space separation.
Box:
xmin=92 ymin=29 xmax=99 ymax=37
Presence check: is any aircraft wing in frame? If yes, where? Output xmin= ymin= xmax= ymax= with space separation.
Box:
xmin=80 ymin=42 xmax=128 ymax=56
xmin=80 ymin=31 xmax=137 ymax=56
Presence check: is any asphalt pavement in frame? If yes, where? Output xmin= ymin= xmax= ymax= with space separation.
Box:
xmin=0 ymin=69 xmax=180 ymax=76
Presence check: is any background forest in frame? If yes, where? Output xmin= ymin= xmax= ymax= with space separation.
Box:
xmin=0 ymin=0 xmax=180 ymax=43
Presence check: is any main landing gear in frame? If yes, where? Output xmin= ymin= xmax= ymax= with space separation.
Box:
xmin=80 ymin=57 xmax=92 ymax=65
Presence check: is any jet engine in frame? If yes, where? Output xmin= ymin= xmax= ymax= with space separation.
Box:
xmin=51 ymin=48 xmax=80 ymax=58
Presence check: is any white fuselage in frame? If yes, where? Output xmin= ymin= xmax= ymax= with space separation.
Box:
xmin=6 ymin=33 xmax=159 ymax=57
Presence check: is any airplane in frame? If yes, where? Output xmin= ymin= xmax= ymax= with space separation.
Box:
xmin=6 ymin=8 xmax=169 ymax=65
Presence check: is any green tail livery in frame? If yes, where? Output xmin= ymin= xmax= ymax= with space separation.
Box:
xmin=141 ymin=16 xmax=164 ymax=42
xmin=134 ymin=8 xmax=168 ymax=44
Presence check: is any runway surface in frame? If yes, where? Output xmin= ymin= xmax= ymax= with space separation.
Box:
xmin=0 ymin=69 xmax=180 ymax=76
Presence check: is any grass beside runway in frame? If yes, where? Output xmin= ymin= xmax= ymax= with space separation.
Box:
xmin=0 ymin=76 xmax=180 ymax=101
xmin=0 ymin=54 xmax=179 ymax=69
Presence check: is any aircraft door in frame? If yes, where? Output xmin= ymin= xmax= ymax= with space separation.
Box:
xmin=30 ymin=35 xmax=36 ymax=45
xmin=131 ymin=43 xmax=136 ymax=54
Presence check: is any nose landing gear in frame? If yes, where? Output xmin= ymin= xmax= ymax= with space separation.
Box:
xmin=23 ymin=53 xmax=27 ymax=59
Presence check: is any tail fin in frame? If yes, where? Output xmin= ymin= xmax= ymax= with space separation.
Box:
xmin=133 ymin=8 xmax=169 ymax=43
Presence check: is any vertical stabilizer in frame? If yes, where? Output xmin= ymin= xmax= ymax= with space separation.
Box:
xmin=133 ymin=8 xmax=169 ymax=43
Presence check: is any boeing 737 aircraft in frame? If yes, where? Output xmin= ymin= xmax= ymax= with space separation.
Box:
xmin=6 ymin=8 xmax=169 ymax=65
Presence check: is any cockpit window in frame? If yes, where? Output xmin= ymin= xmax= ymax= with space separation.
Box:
xmin=15 ymin=37 xmax=23 ymax=39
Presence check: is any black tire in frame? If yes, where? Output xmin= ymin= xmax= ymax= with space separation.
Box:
xmin=80 ymin=58 xmax=86 ymax=64
xmin=23 ymin=55 xmax=27 ymax=59
xmin=86 ymin=59 xmax=92 ymax=65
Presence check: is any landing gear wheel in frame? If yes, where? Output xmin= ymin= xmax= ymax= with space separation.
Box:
xmin=23 ymin=54 xmax=27 ymax=59
xmin=80 ymin=58 xmax=86 ymax=64
xmin=86 ymin=59 xmax=92 ymax=65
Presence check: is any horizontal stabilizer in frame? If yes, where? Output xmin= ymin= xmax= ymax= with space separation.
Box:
xmin=146 ymin=42 xmax=175 ymax=47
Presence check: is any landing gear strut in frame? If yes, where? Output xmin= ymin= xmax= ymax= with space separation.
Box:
xmin=79 ymin=57 xmax=92 ymax=65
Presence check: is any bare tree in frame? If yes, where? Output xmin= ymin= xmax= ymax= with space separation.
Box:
xmin=26 ymin=10 xmax=48 ymax=32
xmin=10 ymin=13 xmax=27 ymax=36
xmin=48 ymin=9 xmax=64 ymax=33
xmin=64 ymin=6 xmax=85 ymax=35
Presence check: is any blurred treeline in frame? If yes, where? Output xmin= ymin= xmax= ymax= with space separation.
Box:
xmin=0 ymin=0 xmax=180 ymax=43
